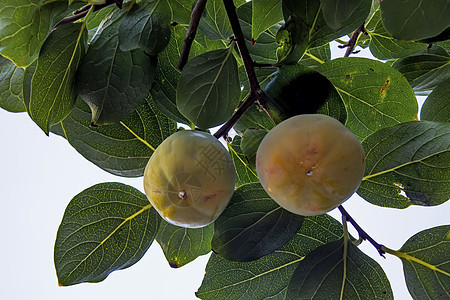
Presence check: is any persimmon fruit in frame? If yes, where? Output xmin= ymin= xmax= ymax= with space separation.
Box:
xmin=256 ymin=114 xmax=365 ymax=216
xmin=143 ymin=130 xmax=235 ymax=228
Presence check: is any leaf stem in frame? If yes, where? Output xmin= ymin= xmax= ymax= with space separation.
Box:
xmin=338 ymin=205 xmax=386 ymax=257
xmin=177 ymin=0 xmax=208 ymax=70
xmin=55 ymin=0 xmax=123 ymax=28
xmin=213 ymin=0 xmax=265 ymax=139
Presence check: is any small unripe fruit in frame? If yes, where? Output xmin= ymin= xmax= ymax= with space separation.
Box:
xmin=256 ymin=114 xmax=365 ymax=216
xmin=143 ymin=130 xmax=235 ymax=228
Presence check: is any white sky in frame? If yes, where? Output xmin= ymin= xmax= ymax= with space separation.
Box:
xmin=0 ymin=44 xmax=449 ymax=300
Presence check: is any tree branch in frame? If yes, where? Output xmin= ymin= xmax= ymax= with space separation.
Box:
xmin=55 ymin=0 xmax=123 ymax=28
xmin=338 ymin=205 xmax=386 ymax=257
xmin=340 ymin=23 xmax=366 ymax=57
xmin=212 ymin=0 xmax=265 ymax=139
xmin=177 ymin=0 xmax=208 ymax=70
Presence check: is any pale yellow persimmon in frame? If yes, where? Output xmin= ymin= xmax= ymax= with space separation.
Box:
xmin=256 ymin=114 xmax=365 ymax=216
xmin=143 ymin=130 xmax=235 ymax=228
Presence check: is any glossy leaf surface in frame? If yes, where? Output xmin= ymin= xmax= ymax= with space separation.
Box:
xmin=391 ymin=225 xmax=450 ymax=300
xmin=359 ymin=121 xmax=450 ymax=208
xmin=61 ymin=97 xmax=176 ymax=177
xmin=156 ymin=221 xmax=213 ymax=268
xmin=197 ymin=215 xmax=344 ymax=299
xmin=30 ymin=22 xmax=87 ymax=134
xmin=286 ymin=238 xmax=393 ymax=299
xmin=420 ymin=80 xmax=450 ymax=123
xmin=212 ymin=183 xmax=304 ymax=262
xmin=54 ymin=182 xmax=160 ymax=286
xmin=177 ymin=48 xmax=240 ymax=129
xmin=0 ymin=55 xmax=25 ymax=112
xmin=317 ymin=57 xmax=418 ymax=140
xmin=227 ymin=136 xmax=259 ymax=188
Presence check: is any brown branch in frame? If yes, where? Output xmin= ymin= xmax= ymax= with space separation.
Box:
xmin=341 ymin=23 xmax=366 ymax=57
xmin=212 ymin=0 xmax=266 ymax=139
xmin=338 ymin=205 xmax=386 ymax=257
xmin=55 ymin=0 xmax=123 ymax=28
xmin=177 ymin=0 xmax=208 ymax=70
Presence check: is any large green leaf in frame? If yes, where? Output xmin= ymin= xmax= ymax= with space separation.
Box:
xmin=150 ymin=25 xmax=210 ymax=125
xmin=286 ymin=238 xmax=393 ymax=299
xmin=316 ymin=57 xmax=418 ymax=140
xmin=197 ymin=0 xmax=242 ymax=40
xmin=365 ymin=6 xmax=427 ymax=60
xmin=196 ymin=214 xmax=344 ymax=300
xmin=359 ymin=121 xmax=450 ymax=208
xmin=211 ymin=183 xmax=304 ymax=262
xmin=60 ymin=97 xmax=176 ymax=177
xmin=385 ymin=225 xmax=450 ymax=300
xmin=176 ymin=47 xmax=240 ymax=129
xmin=238 ymin=2 xmax=279 ymax=64
xmin=227 ymin=136 xmax=259 ymax=188
xmin=277 ymin=0 xmax=371 ymax=63
xmin=421 ymin=80 xmax=450 ymax=123
xmin=54 ymin=182 xmax=160 ymax=286
xmin=156 ymin=221 xmax=213 ymax=268
xmin=321 ymin=0 xmax=361 ymax=30
xmin=0 ymin=0 xmax=74 ymax=67
xmin=380 ymin=0 xmax=450 ymax=40
xmin=392 ymin=47 xmax=450 ymax=92
xmin=119 ymin=0 xmax=171 ymax=55
xmin=29 ymin=22 xmax=87 ymax=134
xmin=264 ymin=63 xmax=346 ymax=125
xmin=300 ymin=43 xmax=331 ymax=68
xmin=0 ymin=55 xmax=25 ymax=112
xmin=251 ymin=0 xmax=283 ymax=41
xmin=169 ymin=0 xmax=194 ymax=25
xmin=76 ymin=10 xmax=157 ymax=125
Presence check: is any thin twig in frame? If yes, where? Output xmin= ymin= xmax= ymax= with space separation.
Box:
xmin=177 ymin=0 xmax=208 ymax=70
xmin=212 ymin=0 xmax=266 ymax=139
xmin=338 ymin=205 xmax=386 ymax=257
xmin=55 ymin=0 xmax=123 ymax=28
xmin=342 ymin=23 xmax=366 ymax=57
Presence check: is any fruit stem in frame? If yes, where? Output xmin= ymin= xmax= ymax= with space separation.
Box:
xmin=338 ymin=205 xmax=386 ymax=257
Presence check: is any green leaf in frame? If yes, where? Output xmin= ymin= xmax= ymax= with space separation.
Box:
xmin=365 ymin=6 xmax=427 ymax=60
xmin=211 ymin=183 xmax=304 ymax=262
xmin=54 ymin=182 xmax=160 ymax=286
xmin=0 ymin=0 xmax=74 ymax=67
xmin=421 ymin=80 xmax=450 ymax=123
xmin=386 ymin=225 xmax=450 ymax=300
xmin=265 ymin=64 xmax=346 ymax=124
xmin=251 ymin=0 xmax=283 ymax=41
xmin=176 ymin=47 xmax=240 ymax=129
xmin=196 ymin=214 xmax=344 ymax=300
xmin=392 ymin=47 xmax=450 ymax=92
xmin=119 ymin=0 xmax=171 ymax=55
xmin=316 ymin=57 xmax=418 ymax=140
xmin=0 ymin=55 xmax=25 ymax=112
xmin=240 ymin=129 xmax=267 ymax=170
xmin=277 ymin=0 xmax=371 ymax=63
xmin=300 ymin=43 xmax=331 ymax=68
xmin=76 ymin=10 xmax=157 ymax=125
xmin=156 ymin=221 xmax=213 ymax=268
xmin=29 ymin=22 xmax=87 ymax=134
xmin=380 ymin=0 xmax=450 ymax=40
xmin=321 ymin=0 xmax=361 ymax=30
xmin=198 ymin=0 xmax=232 ymax=40
xmin=359 ymin=121 xmax=450 ymax=208
xmin=169 ymin=0 xmax=194 ymax=25
xmin=227 ymin=136 xmax=259 ymax=188
xmin=60 ymin=96 xmax=176 ymax=177
xmin=238 ymin=2 xmax=279 ymax=64
xmin=150 ymin=25 xmax=207 ymax=125
xmin=286 ymin=238 xmax=393 ymax=299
